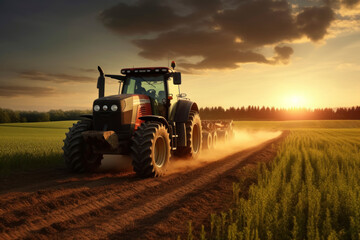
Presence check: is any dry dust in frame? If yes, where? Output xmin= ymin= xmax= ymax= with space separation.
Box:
xmin=168 ymin=130 xmax=281 ymax=174
xmin=0 ymin=131 xmax=287 ymax=240
xmin=97 ymin=130 xmax=281 ymax=175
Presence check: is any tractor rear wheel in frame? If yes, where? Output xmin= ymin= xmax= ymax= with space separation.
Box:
xmin=131 ymin=122 xmax=171 ymax=178
xmin=63 ymin=119 xmax=103 ymax=172
xmin=217 ymin=130 xmax=229 ymax=142
xmin=175 ymin=111 xmax=202 ymax=158
xmin=212 ymin=131 xmax=217 ymax=149
xmin=202 ymin=131 xmax=212 ymax=150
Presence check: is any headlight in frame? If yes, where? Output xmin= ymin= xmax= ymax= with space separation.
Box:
xmin=103 ymin=105 xmax=108 ymax=111
xmin=111 ymin=104 xmax=118 ymax=111
xmin=93 ymin=105 xmax=100 ymax=111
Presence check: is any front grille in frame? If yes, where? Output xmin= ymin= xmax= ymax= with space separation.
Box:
xmin=93 ymin=100 xmax=122 ymax=132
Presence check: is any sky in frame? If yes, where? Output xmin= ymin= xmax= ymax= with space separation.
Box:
xmin=0 ymin=0 xmax=359 ymax=111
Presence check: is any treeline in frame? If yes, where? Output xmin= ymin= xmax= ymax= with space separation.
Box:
xmin=1 ymin=106 xmax=360 ymax=123
xmin=0 ymin=108 xmax=91 ymax=123
xmin=200 ymin=106 xmax=360 ymax=120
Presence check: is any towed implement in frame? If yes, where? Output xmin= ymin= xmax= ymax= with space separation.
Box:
xmin=63 ymin=62 xmax=233 ymax=178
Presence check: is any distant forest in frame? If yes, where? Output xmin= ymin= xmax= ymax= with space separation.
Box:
xmin=0 ymin=106 xmax=360 ymax=123
xmin=200 ymin=106 xmax=360 ymax=120
xmin=0 ymin=109 xmax=91 ymax=123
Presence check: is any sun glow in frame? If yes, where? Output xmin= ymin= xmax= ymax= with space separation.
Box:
xmin=284 ymin=95 xmax=307 ymax=108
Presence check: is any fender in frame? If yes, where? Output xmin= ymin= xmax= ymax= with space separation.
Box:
xmin=139 ymin=115 xmax=169 ymax=129
xmin=173 ymin=99 xmax=199 ymax=123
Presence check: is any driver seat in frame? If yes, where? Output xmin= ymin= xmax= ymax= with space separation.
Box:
xmin=135 ymin=86 xmax=146 ymax=95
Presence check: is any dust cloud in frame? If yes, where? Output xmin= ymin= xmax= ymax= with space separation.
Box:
xmin=167 ymin=130 xmax=281 ymax=174
xmin=99 ymin=155 xmax=133 ymax=172
xmin=98 ymin=130 xmax=281 ymax=174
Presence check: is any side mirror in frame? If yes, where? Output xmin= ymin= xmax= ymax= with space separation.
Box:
xmin=173 ymin=72 xmax=181 ymax=85
xmin=177 ymin=93 xmax=187 ymax=98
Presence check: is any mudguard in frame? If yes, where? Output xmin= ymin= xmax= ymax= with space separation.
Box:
xmin=172 ymin=99 xmax=199 ymax=123
xmin=139 ymin=115 xmax=169 ymax=129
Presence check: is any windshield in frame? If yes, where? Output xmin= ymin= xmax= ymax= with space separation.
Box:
xmin=122 ymin=75 xmax=166 ymax=102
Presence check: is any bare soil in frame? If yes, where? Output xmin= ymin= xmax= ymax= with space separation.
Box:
xmin=0 ymin=131 xmax=288 ymax=240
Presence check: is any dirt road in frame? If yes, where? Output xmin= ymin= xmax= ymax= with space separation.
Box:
xmin=0 ymin=131 xmax=287 ymax=240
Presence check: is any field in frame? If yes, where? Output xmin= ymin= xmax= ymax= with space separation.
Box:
xmin=0 ymin=121 xmax=75 ymax=174
xmin=0 ymin=120 xmax=360 ymax=239
xmin=192 ymin=123 xmax=360 ymax=240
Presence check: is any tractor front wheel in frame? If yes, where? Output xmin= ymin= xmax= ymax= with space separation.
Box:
xmin=63 ymin=119 xmax=103 ymax=172
xmin=131 ymin=122 xmax=171 ymax=178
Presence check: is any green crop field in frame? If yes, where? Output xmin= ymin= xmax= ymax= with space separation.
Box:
xmin=0 ymin=121 xmax=76 ymax=174
xmin=189 ymin=120 xmax=360 ymax=240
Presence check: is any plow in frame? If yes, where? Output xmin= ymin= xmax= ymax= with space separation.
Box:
xmin=63 ymin=61 xmax=233 ymax=178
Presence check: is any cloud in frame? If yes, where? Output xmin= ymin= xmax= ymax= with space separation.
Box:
xmin=214 ymin=0 xmax=299 ymax=46
xmin=296 ymin=6 xmax=335 ymax=41
xmin=72 ymin=67 xmax=98 ymax=73
xmin=341 ymin=0 xmax=360 ymax=8
xmin=274 ymin=45 xmax=294 ymax=64
xmin=99 ymin=0 xmax=354 ymax=71
xmin=0 ymin=85 xmax=56 ymax=97
xmin=134 ymin=29 xmax=270 ymax=70
xmin=99 ymin=1 xmax=185 ymax=35
xmin=19 ymin=70 xmax=94 ymax=83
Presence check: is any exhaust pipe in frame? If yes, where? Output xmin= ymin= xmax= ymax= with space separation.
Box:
xmin=97 ymin=66 xmax=105 ymax=98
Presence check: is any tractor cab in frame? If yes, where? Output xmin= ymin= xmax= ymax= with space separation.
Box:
xmin=118 ymin=67 xmax=181 ymax=119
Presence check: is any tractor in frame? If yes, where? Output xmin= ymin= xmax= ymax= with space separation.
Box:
xmin=63 ymin=62 xmax=233 ymax=177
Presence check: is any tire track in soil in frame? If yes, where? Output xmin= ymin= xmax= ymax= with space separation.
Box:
xmin=0 ymin=131 xmax=287 ymax=240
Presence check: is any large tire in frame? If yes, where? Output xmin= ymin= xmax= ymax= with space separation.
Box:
xmin=217 ymin=130 xmax=228 ymax=142
xmin=202 ymin=131 xmax=212 ymax=150
xmin=63 ymin=119 xmax=103 ymax=172
xmin=174 ymin=111 xmax=202 ymax=158
xmin=131 ymin=122 xmax=171 ymax=178
xmin=212 ymin=131 xmax=217 ymax=149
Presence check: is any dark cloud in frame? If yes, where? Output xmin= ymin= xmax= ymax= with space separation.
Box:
xmin=326 ymin=0 xmax=360 ymax=8
xmin=134 ymin=29 xmax=269 ymax=70
xmin=341 ymin=0 xmax=360 ymax=8
xmin=19 ymin=70 xmax=93 ymax=83
xmin=274 ymin=45 xmax=294 ymax=64
xmin=0 ymin=85 xmax=55 ymax=97
xmin=296 ymin=6 xmax=335 ymax=41
xmin=100 ymin=0 xmax=346 ymax=71
xmin=214 ymin=0 xmax=299 ymax=46
xmin=99 ymin=1 xmax=184 ymax=35
xmin=72 ymin=67 xmax=98 ymax=73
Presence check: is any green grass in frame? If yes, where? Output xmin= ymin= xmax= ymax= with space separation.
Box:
xmin=189 ymin=121 xmax=360 ymax=240
xmin=0 ymin=121 xmax=75 ymax=174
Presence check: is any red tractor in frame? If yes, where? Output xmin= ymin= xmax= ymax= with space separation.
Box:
xmin=63 ymin=62 xmax=232 ymax=177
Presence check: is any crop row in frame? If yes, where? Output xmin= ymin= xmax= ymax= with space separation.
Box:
xmin=188 ymin=129 xmax=360 ymax=240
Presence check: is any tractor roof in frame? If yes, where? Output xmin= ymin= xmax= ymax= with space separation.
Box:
xmin=121 ymin=67 xmax=170 ymax=75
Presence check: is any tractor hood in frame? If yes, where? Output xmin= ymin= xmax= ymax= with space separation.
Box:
xmin=92 ymin=94 xmax=152 ymax=137
xmin=93 ymin=94 xmax=150 ymax=113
